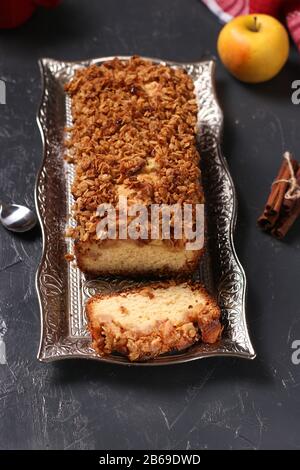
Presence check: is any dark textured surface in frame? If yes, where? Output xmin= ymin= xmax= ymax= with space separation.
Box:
xmin=0 ymin=0 xmax=299 ymax=450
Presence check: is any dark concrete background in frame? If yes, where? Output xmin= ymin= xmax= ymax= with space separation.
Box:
xmin=0 ymin=0 xmax=299 ymax=450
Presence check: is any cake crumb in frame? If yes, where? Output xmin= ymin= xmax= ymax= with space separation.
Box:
xmin=65 ymin=253 xmax=75 ymax=262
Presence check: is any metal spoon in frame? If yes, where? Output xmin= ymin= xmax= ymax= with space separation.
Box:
xmin=0 ymin=201 xmax=37 ymax=233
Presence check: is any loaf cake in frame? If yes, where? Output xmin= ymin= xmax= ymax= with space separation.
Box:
xmin=65 ymin=56 xmax=204 ymax=277
xmin=87 ymin=281 xmax=222 ymax=361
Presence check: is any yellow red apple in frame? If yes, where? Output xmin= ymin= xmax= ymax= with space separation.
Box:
xmin=217 ymin=14 xmax=289 ymax=83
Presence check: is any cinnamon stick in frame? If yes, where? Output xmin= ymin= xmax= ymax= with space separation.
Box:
xmin=271 ymin=167 xmax=300 ymax=239
xmin=258 ymin=152 xmax=300 ymax=239
xmin=257 ymin=164 xmax=284 ymax=231
xmin=259 ymin=159 xmax=299 ymax=225
xmin=271 ymin=203 xmax=300 ymax=239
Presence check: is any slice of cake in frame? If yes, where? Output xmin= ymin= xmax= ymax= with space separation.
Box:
xmin=65 ymin=56 xmax=204 ymax=278
xmin=86 ymin=282 xmax=222 ymax=361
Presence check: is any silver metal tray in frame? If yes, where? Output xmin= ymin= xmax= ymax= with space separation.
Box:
xmin=36 ymin=56 xmax=255 ymax=365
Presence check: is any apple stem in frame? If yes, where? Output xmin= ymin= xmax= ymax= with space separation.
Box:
xmin=251 ymin=16 xmax=261 ymax=32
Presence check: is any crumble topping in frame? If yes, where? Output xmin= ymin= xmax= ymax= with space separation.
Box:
xmin=65 ymin=56 xmax=203 ymax=242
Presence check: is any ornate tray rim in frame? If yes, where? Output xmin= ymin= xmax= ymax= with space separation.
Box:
xmin=35 ymin=56 xmax=256 ymax=366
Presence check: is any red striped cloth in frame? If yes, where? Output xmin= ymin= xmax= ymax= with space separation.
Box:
xmin=202 ymin=0 xmax=300 ymax=51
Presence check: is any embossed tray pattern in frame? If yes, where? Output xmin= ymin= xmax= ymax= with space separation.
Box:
xmin=35 ymin=57 xmax=255 ymax=365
